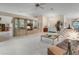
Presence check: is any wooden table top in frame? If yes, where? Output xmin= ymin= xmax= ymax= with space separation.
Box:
xmin=48 ymin=46 xmax=66 ymax=55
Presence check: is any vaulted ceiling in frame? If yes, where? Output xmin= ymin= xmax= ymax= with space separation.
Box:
xmin=0 ymin=3 xmax=79 ymax=19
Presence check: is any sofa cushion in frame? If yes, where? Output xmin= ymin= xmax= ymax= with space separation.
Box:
xmin=57 ymin=40 xmax=68 ymax=50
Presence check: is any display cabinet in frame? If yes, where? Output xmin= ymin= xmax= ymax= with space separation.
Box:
xmin=13 ymin=18 xmax=40 ymax=36
xmin=0 ymin=24 xmax=9 ymax=32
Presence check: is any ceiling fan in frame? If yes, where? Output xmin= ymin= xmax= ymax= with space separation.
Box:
xmin=34 ymin=3 xmax=54 ymax=10
xmin=35 ymin=3 xmax=46 ymax=9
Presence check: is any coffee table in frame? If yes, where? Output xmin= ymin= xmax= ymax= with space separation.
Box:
xmin=41 ymin=34 xmax=59 ymax=45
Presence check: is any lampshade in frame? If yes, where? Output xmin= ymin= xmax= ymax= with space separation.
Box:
xmin=63 ymin=29 xmax=79 ymax=40
xmin=27 ymin=26 xmax=31 ymax=29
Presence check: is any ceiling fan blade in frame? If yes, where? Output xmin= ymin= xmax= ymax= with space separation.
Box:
xmin=39 ymin=6 xmax=44 ymax=9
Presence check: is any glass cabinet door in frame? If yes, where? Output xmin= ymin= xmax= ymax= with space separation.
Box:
xmin=14 ymin=18 xmax=25 ymax=29
xmin=13 ymin=18 xmax=26 ymax=36
xmin=15 ymin=18 xmax=19 ymax=29
xmin=19 ymin=19 xmax=25 ymax=29
xmin=33 ymin=20 xmax=39 ymax=29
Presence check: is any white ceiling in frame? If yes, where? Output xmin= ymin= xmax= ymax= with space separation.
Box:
xmin=0 ymin=3 xmax=79 ymax=19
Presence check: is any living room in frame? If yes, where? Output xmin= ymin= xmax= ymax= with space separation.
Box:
xmin=0 ymin=3 xmax=79 ymax=55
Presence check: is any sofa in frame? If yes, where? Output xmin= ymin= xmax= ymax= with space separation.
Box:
xmin=48 ymin=40 xmax=68 ymax=55
xmin=48 ymin=39 xmax=79 ymax=55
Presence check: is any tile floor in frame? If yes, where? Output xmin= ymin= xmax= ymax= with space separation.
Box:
xmin=0 ymin=33 xmax=64 ymax=55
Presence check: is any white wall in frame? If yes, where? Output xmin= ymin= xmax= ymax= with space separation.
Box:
xmin=49 ymin=15 xmax=64 ymax=26
xmin=0 ymin=16 xmax=13 ymax=37
xmin=42 ymin=16 xmax=48 ymax=28
xmin=42 ymin=15 xmax=64 ymax=32
xmin=64 ymin=17 xmax=75 ymax=29
xmin=42 ymin=15 xmax=64 ymax=27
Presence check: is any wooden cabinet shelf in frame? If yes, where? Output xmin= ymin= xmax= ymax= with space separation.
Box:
xmin=0 ymin=24 xmax=9 ymax=32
